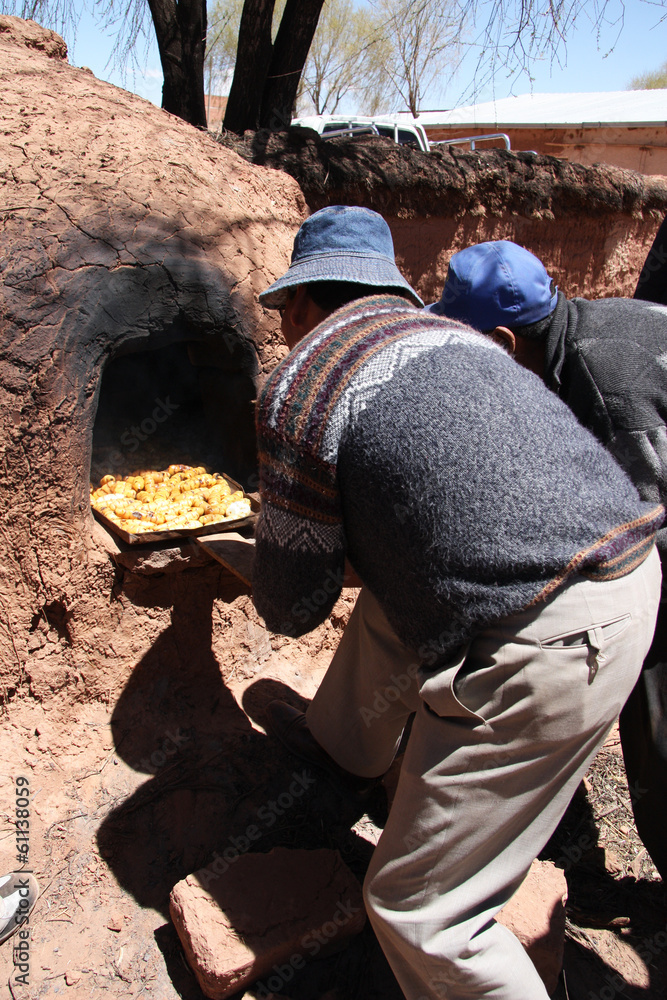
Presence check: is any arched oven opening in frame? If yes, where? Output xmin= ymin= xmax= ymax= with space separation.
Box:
xmin=91 ymin=328 xmax=260 ymax=543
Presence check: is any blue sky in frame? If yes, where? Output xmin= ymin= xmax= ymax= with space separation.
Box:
xmin=442 ymin=0 xmax=667 ymax=108
xmin=66 ymin=0 xmax=666 ymax=112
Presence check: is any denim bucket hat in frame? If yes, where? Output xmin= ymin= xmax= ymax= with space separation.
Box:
xmin=425 ymin=240 xmax=557 ymax=331
xmin=260 ymin=205 xmax=423 ymax=308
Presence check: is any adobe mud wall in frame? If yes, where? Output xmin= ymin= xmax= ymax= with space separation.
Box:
xmin=221 ymin=127 xmax=667 ymax=306
xmin=424 ymin=125 xmax=667 ymax=178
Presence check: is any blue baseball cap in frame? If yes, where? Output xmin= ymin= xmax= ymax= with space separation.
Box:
xmin=425 ymin=241 xmax=558 ymax=331
xmin=260 ymin=205 xmax=423 ymax=309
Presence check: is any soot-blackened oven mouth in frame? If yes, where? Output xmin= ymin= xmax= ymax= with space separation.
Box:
xmin=90 ymin=333 xmax=260 ymax=545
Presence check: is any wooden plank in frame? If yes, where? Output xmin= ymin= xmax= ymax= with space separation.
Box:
xmin=196 ymin=532 xmax=255 ymax=586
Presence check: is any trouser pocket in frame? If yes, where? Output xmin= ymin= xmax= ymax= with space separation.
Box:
xmin=540 ymin=613 xmax=632 ymax=683
xmin=418 ymin=643 xmax=487 ymax=724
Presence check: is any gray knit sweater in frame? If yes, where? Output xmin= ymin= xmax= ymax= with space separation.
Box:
xmin=253 ymin=296 xmax=662 ymax=662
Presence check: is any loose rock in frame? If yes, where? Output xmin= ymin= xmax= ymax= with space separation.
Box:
xmin=170 ymin=847 xmax=366 ymax=999
xmin=497 ymin=859 xmax=567 ymax=994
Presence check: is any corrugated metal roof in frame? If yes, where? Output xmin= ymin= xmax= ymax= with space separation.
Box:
xmin=393 ymin=91 xmax=667 ymax=128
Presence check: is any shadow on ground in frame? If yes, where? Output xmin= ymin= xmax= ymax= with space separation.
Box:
xmin=99 ymin=666 xmax=402 ymax=1000
xmin=98 ymin=565 xmax=666 ymax=1000
xmin=542 ymin=784 xmax=667 ymax=998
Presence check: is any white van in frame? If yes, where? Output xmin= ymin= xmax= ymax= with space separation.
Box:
xmin=291 ymin=115 xmax=430 ymax=153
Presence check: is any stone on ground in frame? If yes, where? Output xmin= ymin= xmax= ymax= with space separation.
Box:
xmin=170 ymin=847 xmax=366 ymax=999
xmin=497 ymin=859 xmax=568 ymax=995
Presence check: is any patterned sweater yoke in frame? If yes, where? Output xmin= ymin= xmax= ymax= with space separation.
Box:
xmin=257 ymin=295 xmax=492 ymax=522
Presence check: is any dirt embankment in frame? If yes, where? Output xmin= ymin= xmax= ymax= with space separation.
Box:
xmin=219 ymin=127 xmax=667 ymax=304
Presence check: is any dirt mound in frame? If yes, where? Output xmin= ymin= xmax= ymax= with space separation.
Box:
xmin=0 ymin=13 xmax=67 ymax=59
xmin=220 ymin=126 xmax=667 ymax=221
xmin=0 ymin=16 xmax=307 ymax=697
xmin=219 ymin=127 xmax=667 ymax=303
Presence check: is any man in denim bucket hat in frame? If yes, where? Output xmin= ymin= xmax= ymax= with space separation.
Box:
xmin=260 ymin=205 xmax=423 ymax=309
xmin=431 ymin=238 xmax=667 ymax=883
xmin=252 ymin=208 xmax=662 ymax=1000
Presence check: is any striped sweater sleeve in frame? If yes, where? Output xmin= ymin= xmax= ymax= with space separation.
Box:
xmin=252 ymin=499 xmax=346 ymax=637
xmin=252 ymin=379 xmax=347 ymax=637
xmin=251 ymin=294 xmax=457 ymax=635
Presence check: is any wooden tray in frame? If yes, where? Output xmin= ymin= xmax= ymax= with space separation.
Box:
xmin=92 ymin=475 xmax=260 ymax=546
xmin=196 ymin=533 xmax=256 ymax=586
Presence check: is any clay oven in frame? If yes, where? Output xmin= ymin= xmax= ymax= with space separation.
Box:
xmin=0 ymin=16 xmax=307 ymax=698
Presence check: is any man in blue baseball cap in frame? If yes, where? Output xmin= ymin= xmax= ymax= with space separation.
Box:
xmin=430 ymin=238 xmax=667 ymax=882
xmin=252 ymin=208 xmax=663 ymax=1000
xmin=426 ymin=240 xmax=558 ymax=332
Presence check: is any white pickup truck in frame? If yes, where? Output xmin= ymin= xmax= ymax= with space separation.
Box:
xmin=291 ymin=115 xmax=513 ymax=155
xmin=291 ymin=115 xmax=431 ymax=152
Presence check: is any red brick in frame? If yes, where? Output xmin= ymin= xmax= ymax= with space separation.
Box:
xmin=497 ymin=859 xmax=567 ymax=994
xmin=170 ymin=847 xmax=366 ymax=999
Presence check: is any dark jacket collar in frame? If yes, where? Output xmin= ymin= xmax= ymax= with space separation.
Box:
xmin=543 ymin=291 xmax=572 ymax=394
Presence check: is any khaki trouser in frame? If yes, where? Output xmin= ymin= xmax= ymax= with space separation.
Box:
xmin=306 ymin=549 xmax=661 ymax=1000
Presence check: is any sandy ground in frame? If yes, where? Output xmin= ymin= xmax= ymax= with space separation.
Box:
xmin=0 ymin=633 xmax=665 ymax=999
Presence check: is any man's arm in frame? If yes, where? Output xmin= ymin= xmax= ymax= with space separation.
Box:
xmin=252 ymin=499 xmax=347 ymax=637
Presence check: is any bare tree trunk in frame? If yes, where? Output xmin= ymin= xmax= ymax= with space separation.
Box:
xmin=258 ymin=0 xmax=326 ymax=130
xmin=223 ymin=0 xmax=276 ymax=135
xmin=148 ymin=0 xmax=208 ymax=129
